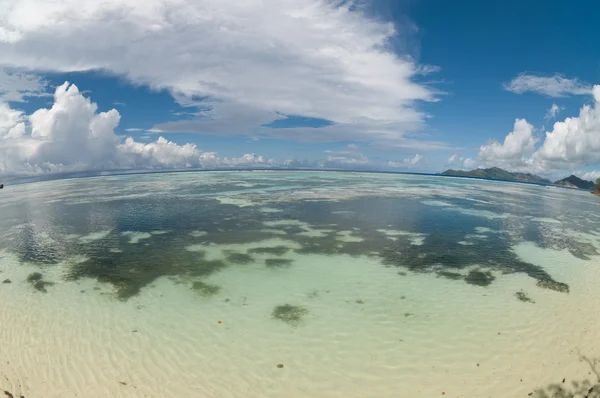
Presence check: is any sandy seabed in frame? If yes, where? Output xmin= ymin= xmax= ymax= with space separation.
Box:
xmin=1 ymin=240 xmax=600 ymax=398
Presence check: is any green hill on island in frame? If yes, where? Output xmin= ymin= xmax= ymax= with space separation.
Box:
xmin=440 ymin=167 xmax=552 ymax=185
xmin=553 ymin=175 xmax=595 ymax=190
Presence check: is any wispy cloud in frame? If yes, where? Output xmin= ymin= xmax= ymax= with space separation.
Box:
xmin=544 ymin=103 xmax=563 ymax=120
xmin=125 ymin=128 xmax=143 ymax=132
xmin=0 ymin=69 xmax=50 ymax=102
xmin=0 ymin=0 xmax=440 ymax=146
xmin=504 ymin=73 xmax=592 ymax=97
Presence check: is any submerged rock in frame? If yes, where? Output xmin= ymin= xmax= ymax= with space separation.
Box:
xmin=272 ymin=304 xmax=308 ymax=326
xmin=437 ymin=271 xmax=463 ymax=280
xmin=26 ymin=272 xmax=43 ymax=283
xmin=226 ymin=252 xmax=254 ymax=265
xmin=2 ymin=279 xmax=11 ymax=284
xmin=249 ymin=246 xmax=290 ymax=256
xmin=465 ymin=270 xmax=495 ymax=287
xmin=265 ymin=258 xmax=293 ymax=268
xmin=33 ymin=280 xmax=54 ymax=293
xmin=536 ymin=278 xmax=569 ymax=294
xmin=191 ymin=281 xmax=221 ymax=297
xmin=25 ymin=272 xmax=54 ymax=293
xmin=515 ymin=290 xmax=535 ymax=303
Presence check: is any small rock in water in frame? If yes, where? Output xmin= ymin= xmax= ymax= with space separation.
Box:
xmin=276 ymin=364 xmax=284 ymax=368
xmin=2 ymin=279 xmax=11 ymax=284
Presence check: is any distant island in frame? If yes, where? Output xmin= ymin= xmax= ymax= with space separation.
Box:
xmin=553 ymin=175 xmax=595 ymax=190
xmin=441 ymin=167 xmax=599 ymax=192
xmin=441 ymin=167 xmax=552 ymax=185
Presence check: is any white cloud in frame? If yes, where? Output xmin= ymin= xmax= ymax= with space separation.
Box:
xmin=544 ymin=103 xmax=563 ymax=120
xmin=387 ymin=153 xmax=423 ymax=168
xmin=533 ymin=85 xmax=600 ymax=169
xmin=0 ymin=82 xmax=277 ymax=174
xmin=222 ymin=153 xmax=275 ymax=167
xmin=504 ymin=73 xmax=592 ymax=97
xmin=416 ymin=65 xmax=441 ymax=75
xmin=405 ymin=153 xmax=423 ymax=165
xmin=580 ymin=171 xmax=600 ymax=182
xmin=118 ymin=136 xmax=208 ymax=169
xmin=0 ymin=101 xmax=27 ymax=139
xmin=0 ymin=68 xmax=49 ymax=102
xmin=324 ymin=150 xmax=369 ymax=166
xmin=478 ymin=119 xmax=537 ymax=169
xmin=117 ymin=138 xmax=276 ymax=169
xmin=125 ymin=127 xmax=143 ymax=132
xmin=0 ymin=82 xmax=122 ymax=173
xmin=471 ymin=85 xmax=600 ymax=175
xmin=0 ymin=0 xmax=438 ymax=145
xmin=463 ymin=158 xmax=477 ymax=169
xmin=447 ymin=153 xmax=476 ymax=170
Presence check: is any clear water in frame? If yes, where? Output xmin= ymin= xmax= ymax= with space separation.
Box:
xmin=1 ymin=171 xmax=599 ymax=397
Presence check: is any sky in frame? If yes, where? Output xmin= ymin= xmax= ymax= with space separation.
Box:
xmin=1 ymin=0 xmax=599 ymax=180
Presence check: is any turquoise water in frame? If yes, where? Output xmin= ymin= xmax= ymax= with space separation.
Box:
xmin=1 ymin=172 xmax=599 ymax=397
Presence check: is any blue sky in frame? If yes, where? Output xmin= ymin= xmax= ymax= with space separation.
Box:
xmin=407 ymin=0 xmax=599 ymax=146
xmin=1 ymin=0 xmax=599 ymax=179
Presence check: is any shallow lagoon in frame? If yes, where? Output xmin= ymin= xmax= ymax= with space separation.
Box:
xmin=1 ymin=171 xmax=600 ymax=397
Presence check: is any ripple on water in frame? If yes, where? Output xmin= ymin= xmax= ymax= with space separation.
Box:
xmin=1 ymin=172 xmax=599 ymax=397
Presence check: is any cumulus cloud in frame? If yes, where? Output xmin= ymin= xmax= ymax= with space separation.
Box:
xmin=0 ymin=0 xmax=439 ymax=144
xmin=472 ymin=84 xmax=600 ymax=174
xmin=478 ymin=119 xmax=537 ymax=169
xmin=0 ymin=82 xmax=276 ymax=174
xmin=544 ymin=103 xmax=562 ymax=120
xmin=580 ymin=171 xmax=600 ymax=182
xmin=386 ymin=153 xmax=423 ymax=168
xmin=324 ymin=150 xmax=369 ymax=166
xmin=447 ymin=153 xmax=476 ymax=169
xmin=504 ymin=73 xmax=592 ymax=97
xmin=405 ymin=153 xmax=423 ymax=165
xmin=533 ymin=85 xmax=600 ymax=169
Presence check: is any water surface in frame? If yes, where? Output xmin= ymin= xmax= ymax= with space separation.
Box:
xmin=1 ymin=171 xmax=599 ymax=397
